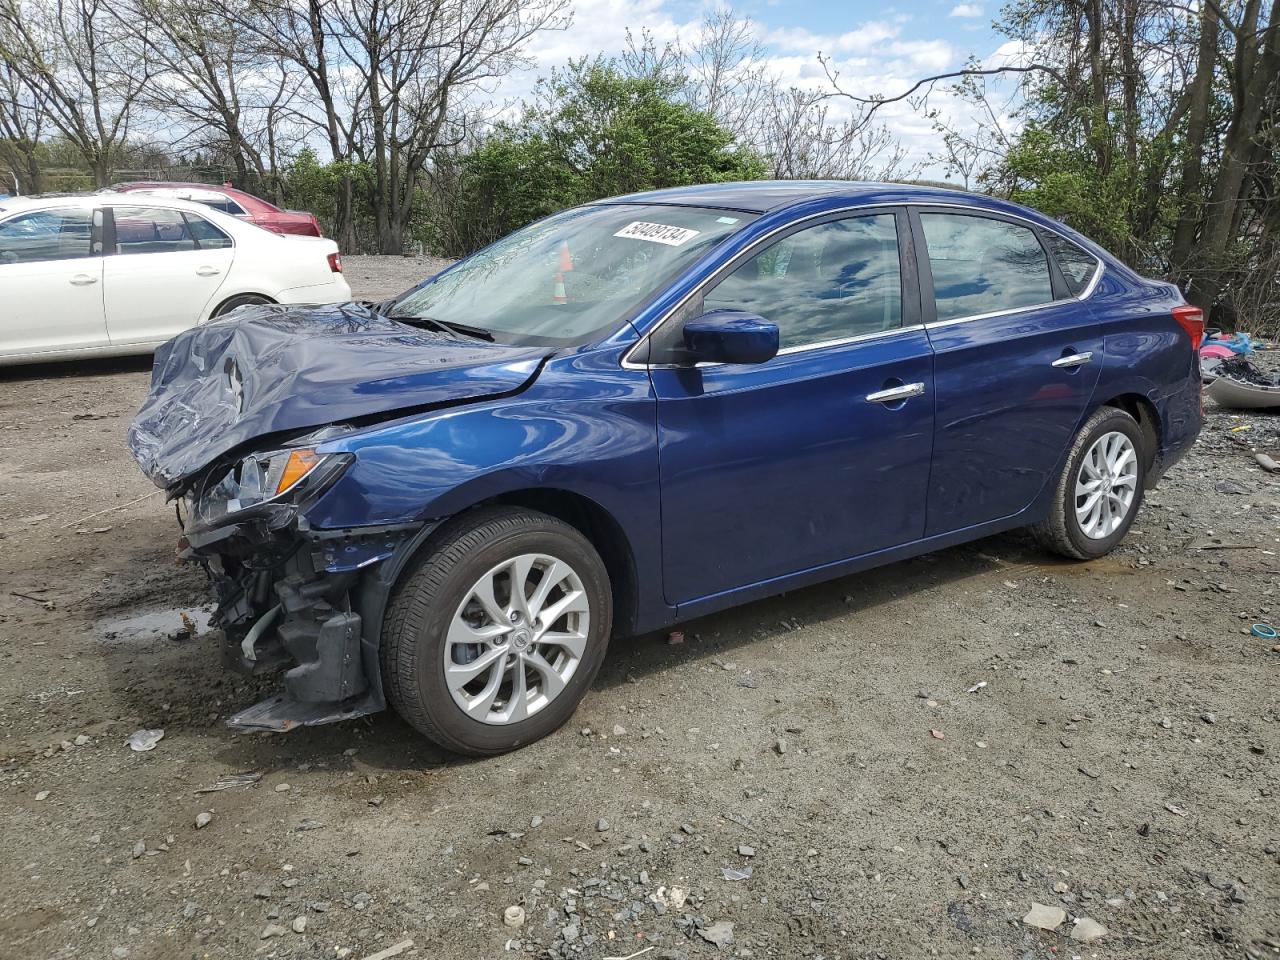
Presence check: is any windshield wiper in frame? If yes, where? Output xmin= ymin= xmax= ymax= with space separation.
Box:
xmin=388 ymin=313 xmax=495 ymax=342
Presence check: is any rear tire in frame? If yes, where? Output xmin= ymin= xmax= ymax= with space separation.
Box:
xmin=381 ymin=507 xmax=612 ymax=755
xmin=212 ymin=293 xmax=273 ymax=317
xmin=1031 ymin=406 xmax=1147 ymax=560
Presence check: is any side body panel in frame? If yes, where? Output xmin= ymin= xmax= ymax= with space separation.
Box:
xmin=1085 ymin=271 xmax=1202 ymax=476
xmin=0 ymin=255 xmax=107 ymax=357
xmin=911 ymin=206 xmax=1105 ymax=537
xmin=653 ymin=329 xmax=934 ymax=604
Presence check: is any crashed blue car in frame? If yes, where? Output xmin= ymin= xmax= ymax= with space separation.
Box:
xmin=129 ymin=181 xmax=1203 ymax=755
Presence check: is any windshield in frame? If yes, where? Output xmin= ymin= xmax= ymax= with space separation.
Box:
xmin=390 ymin=204 xmax=756 ymax=345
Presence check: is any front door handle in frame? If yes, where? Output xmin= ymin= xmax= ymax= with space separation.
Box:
xmin=196 ymin=266 xmax=222 ymax=277
xmin=1052 ymin=351 xmax=1094 ymax=369
xmin=866 ymin=382 xmax=926 ymax=404
xmin=69 ymin=274 xmax=98 ymax=286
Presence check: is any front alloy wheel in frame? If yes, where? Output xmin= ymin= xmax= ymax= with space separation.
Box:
xmin=381 ymin=507 xmax=612 ymax=755
xmin=445 ymin=553 xmax=590 ymax=725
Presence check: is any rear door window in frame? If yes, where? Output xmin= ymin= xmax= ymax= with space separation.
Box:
xmin=111 ymin=206 xmax=232 ymax=254
xmin=919 ymin=213 xmax=1053 ymax=322
xmin=0 ymin=209 xmax=95 ymax=264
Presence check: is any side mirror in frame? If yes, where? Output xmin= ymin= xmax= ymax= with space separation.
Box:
xmin=681 ymin=310 xmax=779 ymax=366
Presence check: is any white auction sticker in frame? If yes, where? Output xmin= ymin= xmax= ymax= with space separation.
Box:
xmin=614 ymin=221 xmax=701 ymax=246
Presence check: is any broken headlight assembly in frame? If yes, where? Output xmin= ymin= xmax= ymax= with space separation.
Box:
xmin=187 ymin=447 xmax=352 ymax=529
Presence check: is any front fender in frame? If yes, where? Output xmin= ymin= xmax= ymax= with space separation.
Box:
xmin=305 ymin=347 xmax=667 ymax=631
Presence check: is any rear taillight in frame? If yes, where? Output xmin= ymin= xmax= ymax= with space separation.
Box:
xmin=1171 ymin=304 xmax=1204 ymax=349
xmin=327 ymin=252 xmax=343 ymax=273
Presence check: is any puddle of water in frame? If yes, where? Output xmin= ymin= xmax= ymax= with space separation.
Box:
xmin=96 ymin=606 xmax=214 ymax=645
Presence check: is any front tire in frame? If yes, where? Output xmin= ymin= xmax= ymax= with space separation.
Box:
xmin=381 ymin=507 xmax=612 ymax=755
xmin=1031 ymin=406 xmax=1147 ymax=560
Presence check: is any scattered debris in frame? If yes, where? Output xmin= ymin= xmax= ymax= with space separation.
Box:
xmin=930 ymin=729 xmax=945 ymax=740
xmin=503 ymin=905 xmax=526 ymax=928
xmin=1070 ymin=917 xmax=1108 ymax=942
xmin=1022 ymin=902 xmax=1066 ymax=931
xmin=194 ymin=771 xmax=262 ymax=793
xmin=35 ymin=790 xmax=50 ymax=801
xmin=1256 ymin=453 xmax=1280 ymax=473
xmin=966 ymin=681 xmax=987 ymax=693
xmin=698 ymin=919 xmax=735 ymax=948
xmin=363 ymin=939 xmax=414 ymax=960
xmin=602 ymin=947 xmax=655 ymax=960
xmin=721 ymin=866 xmax=753 ymax=881
xmin=667 ymin=630 xmax=685 ymax=645
xmin=126 ymin=729 xmax=164 ymax=752
xmin=195 ymin=812 xmax=212 ymax=829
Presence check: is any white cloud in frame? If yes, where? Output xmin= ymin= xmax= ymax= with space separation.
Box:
xmin=949 ymin=4 xmax=983 ymax=17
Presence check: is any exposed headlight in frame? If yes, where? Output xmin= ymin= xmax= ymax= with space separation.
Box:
xmin=190 ymin=447 xmax=347 ymax=526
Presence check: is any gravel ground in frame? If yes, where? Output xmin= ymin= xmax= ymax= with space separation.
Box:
xmin=0 ymin=260 xmax=1277 ymax=960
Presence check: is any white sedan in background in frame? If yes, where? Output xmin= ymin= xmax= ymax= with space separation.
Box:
xmin=0 ymin=193 xmax=352 ymax=366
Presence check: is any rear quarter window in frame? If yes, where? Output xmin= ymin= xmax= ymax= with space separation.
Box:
xmin=1042 ymin=232 xmax=1100 ymax=297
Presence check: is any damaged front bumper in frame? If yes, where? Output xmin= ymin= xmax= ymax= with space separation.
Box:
xmin=180 ymin=497 xmax=429 ymax=733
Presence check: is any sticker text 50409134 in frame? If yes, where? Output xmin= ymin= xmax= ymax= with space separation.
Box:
xmin=613 ymin=221 xmax=701 ymax=246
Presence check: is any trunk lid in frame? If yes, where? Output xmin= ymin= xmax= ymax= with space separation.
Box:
xmin=128 ymin=302 xmax=549 ymax=489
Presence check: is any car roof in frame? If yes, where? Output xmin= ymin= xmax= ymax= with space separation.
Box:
xmin=0 ymin=191 xmax=255 ymax=224
xmin=603 ymin=180 xmax=1024 ymax=216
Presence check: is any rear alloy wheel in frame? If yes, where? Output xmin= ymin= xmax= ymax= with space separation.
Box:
xmin=1032 ymin=406 xmax=1147 ymax=559
xmin=381 ymin=507 xmax=612 ymax=755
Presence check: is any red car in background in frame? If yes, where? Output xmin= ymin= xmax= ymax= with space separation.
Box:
xmin=109 ymin=182 xmax=323 ymax=237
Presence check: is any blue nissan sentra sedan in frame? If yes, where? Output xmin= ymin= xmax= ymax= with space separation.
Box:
xmin=129 ymin=181 xmax=1204 ymax=754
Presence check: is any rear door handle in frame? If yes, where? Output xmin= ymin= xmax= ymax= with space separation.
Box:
xmin=866 ymin=382 xmax=925 ymax=404
xmin=1052 ymin=351 xmax=1093 ymax=369
xmin=196 ymin=266 xmax=222 ymax=277
xmin=69 ymin=274 xmax=98 ymax=286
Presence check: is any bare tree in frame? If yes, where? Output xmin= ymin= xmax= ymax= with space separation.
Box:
xmin=683 ymin=9 xmax=771 ymax=142
xmin=246 ymin=0 xmax=568 ymax=253
xmin=120 ymin=0 xmax=305 ymax=192
xmin=0 ymin=0 xmax=151 ymax=186
xmin=0 ymin=48 xmax=45 ymax=193
xmin=761 ymin=85 xmax=920 ymax=181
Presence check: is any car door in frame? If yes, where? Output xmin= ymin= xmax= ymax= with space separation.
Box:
xmin=648 ymin=209 xmax=935 ymax=605
xmin=102 ymin=204 xmax=234 ymax=345
xmin=0 ymin=205 xmax=107 ymax=357
xmin=911 ymin=207 xmax=1104 ymax=537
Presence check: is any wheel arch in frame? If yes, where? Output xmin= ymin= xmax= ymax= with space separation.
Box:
xmin=210 ymin=291 xmax=277 ymax=318
xmin=365 ymin=485 xmax=641 ymax=642
xmin=1099 ymin=391 xmax=1161 ymax=482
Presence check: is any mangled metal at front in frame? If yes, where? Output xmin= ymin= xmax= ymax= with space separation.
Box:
xmin=128 ymin=303 xmax=547 ymax=731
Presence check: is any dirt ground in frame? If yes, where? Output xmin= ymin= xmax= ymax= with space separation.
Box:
xmin=1 ymin=257 xmax=1277 ymax=960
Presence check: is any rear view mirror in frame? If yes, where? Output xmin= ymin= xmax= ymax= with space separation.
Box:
xmin=682 ymin=310 xmax=779 ymax=366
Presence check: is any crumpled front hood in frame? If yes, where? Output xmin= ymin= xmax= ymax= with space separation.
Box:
xmin=128 ymin=302 xmax=549 ymax=489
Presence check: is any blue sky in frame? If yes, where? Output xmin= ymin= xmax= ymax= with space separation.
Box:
xmin=498 ymin=0 xmax=1022 ymax=177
